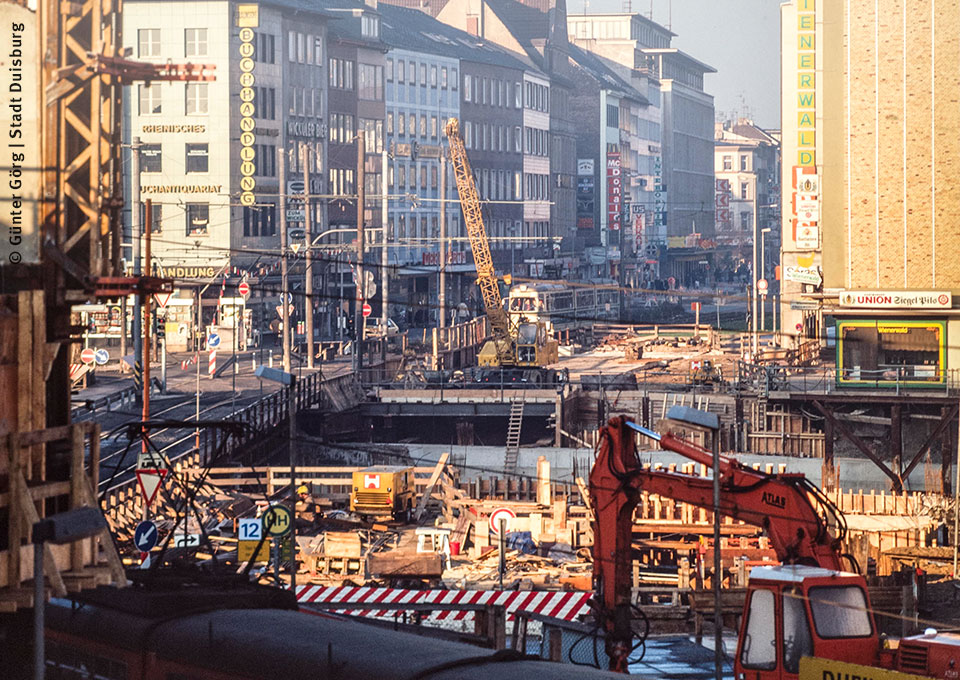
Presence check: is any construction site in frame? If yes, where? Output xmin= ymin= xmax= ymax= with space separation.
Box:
xmin=2 ymin=0 xmax=960 ymax=677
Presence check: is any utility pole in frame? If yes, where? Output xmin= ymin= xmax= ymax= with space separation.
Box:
xmin=142 ymin=200 xmax=152 ymax=470
xmin=751 ymin=187 xmax=759 ymax=356
xmin=381 ymin=145 xmax=389 ymax=365
xmin=131 ymin=137 xmax=143 ymax=397
xmin=301 ymin=143 xmax=315 ymax=369
xmin=354 ymin=135 xmax=365 ymax=372
xmin=278 ymin=147 xmax=291 ymax=373
xmin=439 ymin=153 xmax=447 ymax=329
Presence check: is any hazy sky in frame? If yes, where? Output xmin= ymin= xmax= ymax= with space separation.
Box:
xmin=568 ymin=0 xmax=782 ymax=129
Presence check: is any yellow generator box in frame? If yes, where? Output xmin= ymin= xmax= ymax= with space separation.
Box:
xmin=350 ymin=466 xmax=415 ymax=521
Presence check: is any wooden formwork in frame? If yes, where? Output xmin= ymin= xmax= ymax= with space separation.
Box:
xmin=0 ymin=291 xmax=125 ymax=612
xmin=0 ymin=422 xmax=125 ymax=611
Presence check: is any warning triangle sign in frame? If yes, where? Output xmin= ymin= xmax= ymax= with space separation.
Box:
xmin=136 ymin=468 xmax=168 ymax=506
xmin=290 ymin=243 xmax=302 ymax=254
xmin=153 ymin=292 xmax=172 ymax=309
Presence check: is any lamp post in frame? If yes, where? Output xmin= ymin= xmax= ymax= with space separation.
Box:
xmin=254 ymin=365 xmax=298 ymax=592
xmin=760 ymin=227 xmax=771 ymax=334
xmin=662 ymin=406 xmax=723 ymax=680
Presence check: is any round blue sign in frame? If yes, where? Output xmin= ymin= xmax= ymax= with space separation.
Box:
xmin=94 ymin=348 xmax=110 ymax=366
xmin=207 ymin=333 xmax=221 ymax=348
xmin=134 ymin=520 xmax=158 ymax=552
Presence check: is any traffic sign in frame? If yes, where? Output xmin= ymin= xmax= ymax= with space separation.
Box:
xmin=207 ymin=332 xmax=221 ymax=348
xmin=756 ymin=279 xmax=769 ymax=293
xmin=137 ymin=449 xmax=165 ymax=470
xmin=134 ymin=520 xmax=158 ymax=552
xmin=238 ymin=539 xmax=271 ymax=563
xmin=238 ymin=517 xmax=262 ymax=541
xmin=262 ymin=504 xmax=292 ymax=537
xmin=80 ymin=348 xmax=96 ymax=364
xmin=94 ymin=348 xmax=109 ymax=366
xmin=489 ymin=507 xmax=516 ymax=534
xmin=361 ymin=303 xmax=372 ymax=318
xmin=135 ymin=469 xmax=167 ymax=507
xmin=153 ymin=292 xmax=172 ymax=309
xmin=173 ymin=533 xmax=201 ymax=548
xmin=238 ymin=281 xmax=250 ymax=297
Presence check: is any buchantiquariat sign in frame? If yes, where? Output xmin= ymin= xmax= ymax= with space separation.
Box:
xmin=839 ymin=290 xmax=952 ymax=309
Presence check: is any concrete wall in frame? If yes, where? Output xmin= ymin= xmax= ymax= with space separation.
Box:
xmin=400 ymin=443 xmax=930 ymax=492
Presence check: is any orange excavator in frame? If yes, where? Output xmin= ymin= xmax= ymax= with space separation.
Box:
xmin=589 ymin=415 xmax=960 ymax=678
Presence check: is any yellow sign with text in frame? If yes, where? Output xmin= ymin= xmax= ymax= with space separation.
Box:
xmin=799 ymin=657 xmax=932 ymax=680
xmin=238 ymin=539 xmax=271 ymax=563
xmin=237 ymin=4 xmax=259 ymax=27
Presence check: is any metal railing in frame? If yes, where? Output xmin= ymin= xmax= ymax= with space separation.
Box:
xmin=736 ymin=361 xmax=960 ymax=396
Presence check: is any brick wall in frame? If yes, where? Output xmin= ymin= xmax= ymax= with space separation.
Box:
xmin=842 ymin=0 xmax=960 ymax=290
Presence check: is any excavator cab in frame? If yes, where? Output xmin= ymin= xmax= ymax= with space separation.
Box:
xmin=735 ymin=566 xmax=879 ymax=680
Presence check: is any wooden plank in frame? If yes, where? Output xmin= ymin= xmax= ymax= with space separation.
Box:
xmin=82 ymin=477 xmax=126 ymax=584
xmin=414 ymin=452 xmax=449 ymax=522
xmin=366 ymin=552 xmax=443 ymax=577
xmin=7 ymin=433 xmax=22 ymax=588
xmin=16 ymin=471 xmax=66 ymax=596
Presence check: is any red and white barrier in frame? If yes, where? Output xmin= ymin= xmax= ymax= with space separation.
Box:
xmin=208 ymin=349 xmax=216 ymax=376
xmin=295 ymin=586 xmax=591 ymax=623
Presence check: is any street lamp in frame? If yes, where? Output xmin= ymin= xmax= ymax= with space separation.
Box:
xmin=760 ymin=227 xmax=771 ymax=333
xmin=254 ymin=365 xmax=298 ymax=592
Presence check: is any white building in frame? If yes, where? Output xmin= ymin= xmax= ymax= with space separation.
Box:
xmin=121 ymin=0 xmax=331 ymax=339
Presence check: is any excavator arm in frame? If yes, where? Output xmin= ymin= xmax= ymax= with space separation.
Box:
xmin=590 ymin=416 xmax=847 ymax=672
xmin=443 ymin=118 xmax=515 ymax=366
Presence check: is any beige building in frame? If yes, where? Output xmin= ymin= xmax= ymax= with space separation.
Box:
xmin=780 ymin=0 xmax=960 ymax=388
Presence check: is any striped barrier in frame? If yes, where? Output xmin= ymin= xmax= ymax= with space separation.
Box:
xmin=295 ymin=586 xmax=591 ymax=623
xmin=208 ymin=349 xmax=216 ymax=376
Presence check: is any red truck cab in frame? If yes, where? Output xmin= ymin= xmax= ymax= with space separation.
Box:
xmin=735 ymin=565 xmax=879 ymax=680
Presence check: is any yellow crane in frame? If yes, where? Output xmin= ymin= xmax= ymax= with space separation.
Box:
xmin=443 ymin=118 xmax=558 ymax=369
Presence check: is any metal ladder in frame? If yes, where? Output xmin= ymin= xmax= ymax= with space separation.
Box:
xmin=504 ymin=399 xmax=525 ymax=475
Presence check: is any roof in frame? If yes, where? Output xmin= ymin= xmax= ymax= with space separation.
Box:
xmin=566 ymin=12 xmax=677 ymax=39
xmin=567 ymin=43 xmax=650 ymax=105
xmin=640 ymin=47 xmax=717 ymax=75
xmin=125 ymin=0 xmax=336 ymax=19
xmin=379 ymin=3 xmax=535 ymax=72
xmin=360 ymin=465 xmax=413 ymax=473
xmin=323 ymin=0 xmax=387 ymax=47
xmin=46 ymin=589 xmax=626 ymax=679
xmin=747 ymin=565 xmax=859 ymax=583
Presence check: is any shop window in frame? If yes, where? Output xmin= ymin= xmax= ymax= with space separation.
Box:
xmin=838 ymin=320 xmax=945 ymax=385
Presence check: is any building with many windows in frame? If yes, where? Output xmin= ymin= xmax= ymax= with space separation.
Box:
xmin=568 ymin=12 xmax=716 ymax=285
xmin=317 ymin=0 xmax=387 ymax=335
xmin=121 ymin=0 xmax=331 ymax=346
xmin=714 ymin=119 xmax=780 ymax=284
xmin=379 ymin=4 xmax=462 ymax=325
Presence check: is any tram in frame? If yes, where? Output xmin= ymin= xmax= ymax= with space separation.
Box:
xmin=506 ymin=282 xmax=620 ymax=333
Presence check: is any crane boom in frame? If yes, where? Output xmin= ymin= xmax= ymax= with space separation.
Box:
xmin=443 ymin=118 xmax=515 ymax=366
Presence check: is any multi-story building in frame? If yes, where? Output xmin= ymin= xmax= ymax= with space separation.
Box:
xmin=565 ymin=45 xmax=650 ymax=281
xmin=380 ymin=4 xmax=535 ymax=323
xmin=436 ymin=0 xmax=578 ymax=277
xmin=714 ymin=119 xmax=780 ymax=284
xmin=121 ymin=0 xmax=330 ymax=346
xmin=780 ymin=0 xmax=960 ymax=388
xmin=379 ymin=4 xmax=461 ymax=325
xmin=568 ymin=12 xmax=716 ymax=285
xmin=320 ymin=0 xmax=387 ymax=333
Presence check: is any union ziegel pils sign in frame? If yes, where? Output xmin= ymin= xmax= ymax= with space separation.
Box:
xmin=839 ymin=290 xmax=952 ymax=309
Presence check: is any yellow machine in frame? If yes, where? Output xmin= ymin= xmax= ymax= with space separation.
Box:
xmin=350 ymin=466 xmax=416 ymax=521
xmin=444 ymin=119 xmax=558 ymax=369
xmin=685 ymin=359 xmax=723 ymax=387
